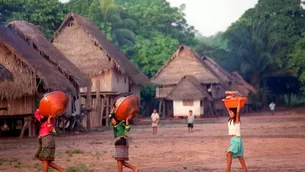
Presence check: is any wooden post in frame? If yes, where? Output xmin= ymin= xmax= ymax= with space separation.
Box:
xmin=163 ymin=99 xmax=166 ymax=118
xmin=28 ymin=117 xmax=32 ymax=137
xmin=96 ymin=78 xmax=101 ymax=127
xmin=86 ymin=86 xmax=91 ymax=131
xmin=158 ymin=100 xmax=162 ymax=117
xmin=106 ymin=96 xmax=110 ymax=127
xmin=20 ymin=117 xmax=30 ymax=139
xmin=100 ymin=95 xmax=105 ymax=128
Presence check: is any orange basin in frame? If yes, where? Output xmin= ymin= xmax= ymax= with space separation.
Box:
xmin=222 ymin=97 xmax=247 ymax=109
xmin=38 ymin=91 xmax=69 ymax=117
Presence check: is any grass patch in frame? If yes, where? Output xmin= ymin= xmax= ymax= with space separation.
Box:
xmin=91 ymin=151 xmax=100 ymax=160
xmin=65 ymin=149 xmax=84 ymax=157
xmin=0 ymin=158 xmax=8 ymax=166
xmin=67 ymin=164 xmax=88 ymax=172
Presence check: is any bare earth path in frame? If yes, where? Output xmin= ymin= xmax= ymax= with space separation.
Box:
xmin=1 ymin=113 xmax=305 ymax=172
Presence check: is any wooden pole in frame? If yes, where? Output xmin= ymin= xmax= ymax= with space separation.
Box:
xmin=86 ymin=86 xmax=91 ymax=131
xmin=158 ymin=100 xmax=162 ymax=118
xmin=106 ymin=96 xmax=110 ymax=127
xmin=96 ymin=78 xmax=101 ymax=128
xmin=163 ymin=99 xmax=166 ymax=118
xmin=100 ymin=95 xmax=105 ymax=127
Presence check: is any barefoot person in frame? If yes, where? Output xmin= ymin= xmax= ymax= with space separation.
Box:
xmin=226 ymin=99 xmax=247 ymax=172
xmin=187 ymin=110 xmax=195 ymax=133
xmin=110 ymin=104 xmax=139 ymax=172
xmin=34 ymin=109 xmax=66 ymax=172
xmin=151 ymin=109 xmax=159 ymax=134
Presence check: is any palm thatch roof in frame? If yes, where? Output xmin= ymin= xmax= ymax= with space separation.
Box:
xmin=167 ymin=75 xmax=213 ymax=100
xmin=0 ymin=25 xmax=76 ymax=99
xmin=151 ymin=45 xmax=224 ymax=85
xmin=230 ymin=72 xmax=257 ymax=94
xmin=0 ymin=64 xmax=13 ymax=81
xmin=7 ymin=20 xmax=91 ymax=88
xmin=51 ymin=13 xmax=149 ymax=85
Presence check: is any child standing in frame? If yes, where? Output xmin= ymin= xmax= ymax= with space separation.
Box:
xmin=226 ymin=98 xmax=247 ymax=172
xmin=151 ymin=109 xmax=160 ymax=134
xmin=269 ymin=101 xmax=276 ymax=115
xmin=110 ymin=105 xmax=139 ymax=172
xmin=187 ymin=110 xmax=195 ymax=133
xmin=34 ymin=109 xmax=66 ymax=172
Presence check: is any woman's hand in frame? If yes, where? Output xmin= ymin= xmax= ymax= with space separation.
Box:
xmin=126 ymin=115 xmax=132 ymax=125
xmin=47 ymin=114 xmax=56 ymax=124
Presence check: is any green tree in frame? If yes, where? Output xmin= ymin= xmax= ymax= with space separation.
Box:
xmin=1 ymin=0 xmax=66 ymax=38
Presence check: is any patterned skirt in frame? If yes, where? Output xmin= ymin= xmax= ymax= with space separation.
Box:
xmin=35 ymin=134 xmax=56 ymax=161
xmin=227 ymin=136 xmax=244 ymax=158
xmin=114 ymin=137 xmax=129 ymax=161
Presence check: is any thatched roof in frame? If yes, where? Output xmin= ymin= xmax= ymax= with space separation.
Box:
xmin=51 ymin=13 xmax=149 ymax=85
xmin=0 ymin=64 xmax=13 ymax=81
xmin=7 ymin=21 xmax=91 ymax=88
xmin=151 ymin=45 xmax=224 ymax=85
xmin=0 ymin=25 xmax=76 ymax=99
xmin=167 ymin=75 xmax=213 ymax=100
xmin=230 ymin=72 xmax=256 ymax=94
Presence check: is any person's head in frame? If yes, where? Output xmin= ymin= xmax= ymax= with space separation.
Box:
xmin=153 ymin=109 xmax=157 ymax=113
xmin=189 ymin=110 xmax=193 ymax=116
xmin=228 ymin=108 xmax=238 ymax=123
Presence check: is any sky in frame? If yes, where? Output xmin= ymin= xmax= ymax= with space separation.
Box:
xmin=59 ymin=0 xmax=258 ymax=36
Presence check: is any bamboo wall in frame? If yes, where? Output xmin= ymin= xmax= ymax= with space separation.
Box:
xmin=110 ymin=69 xmax=129 ymax=93
xmin=0 ymin=96 xmax=35 ymax=116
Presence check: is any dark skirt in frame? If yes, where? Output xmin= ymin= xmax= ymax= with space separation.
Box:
xmin=35 ymin=134 xmax=56 ymax=161
xmin=114 ymin=137 xmax=129 ymax=161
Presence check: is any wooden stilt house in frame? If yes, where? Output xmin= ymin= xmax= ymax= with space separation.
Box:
xmin=51 ymin=13 xmax=149 ymax=128
xmin=151 ymin=45 xmax=256 ymax=118
xmin=0 ymin=25 xmax=76 ymax=137
xmin=7 ymin=21 xmax=91 ymax=118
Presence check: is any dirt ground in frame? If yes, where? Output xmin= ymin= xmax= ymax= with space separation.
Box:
xmin=1 ymin=112 xmax=305 ymax=172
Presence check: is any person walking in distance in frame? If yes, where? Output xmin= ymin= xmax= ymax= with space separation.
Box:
xmin=269 ymin=101 xmax=276 ymax=115
xmin=151 ymin=109 xmax=160 ymax=134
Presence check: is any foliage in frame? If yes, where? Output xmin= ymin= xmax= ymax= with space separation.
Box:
xmin=1 ymin=0 xmax=66 ymax=38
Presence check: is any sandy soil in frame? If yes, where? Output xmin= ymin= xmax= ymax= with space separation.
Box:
xmin=1 ymin=112 xmax=305 ymax=172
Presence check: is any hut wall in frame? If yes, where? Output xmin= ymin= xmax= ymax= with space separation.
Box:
xmin=52 ymin=23 xmax=113 ymax=77
xmin=173 ymin=100 xmax=200 ymax=116
xmin=153 ymin=49 xmax=219 ymax=85
xmin=89 ymin=73 xmax=112 ymax=93
xmin=110 ymin=69 xmax=129 ymax=93
xmin=0 ymin=96 xmax=35 ymax=116
xmin=200 ymin=100 xmax=204 ymax=115
xmin=130 ymin=84 xmax=141 ymax=98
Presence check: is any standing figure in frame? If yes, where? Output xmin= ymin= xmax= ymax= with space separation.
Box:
xmin=269 ymin=101 xmax=276 ymax=115
xmin=34 ymin=109 xmax=66 ymax=172
xmin=151 ymin=109 xmax=160 ymax=134
xmin=187 ymin=110 xmax=195 ymax=133
xmin=110 ymin=105 xmax=139 ymax=172
xmin=226 ymin=99 xmax=247 ymax=172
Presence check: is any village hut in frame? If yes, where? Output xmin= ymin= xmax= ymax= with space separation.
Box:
xmin=0 ymin=25 xmax=75 ymax=137
xmin=7 ymin=20 xmax=91 ymax=117
xmin=167 ymin=75 xmax=213 ymax=117
xmin=151 ymin=45 xmax=256 ymax=117
xmin=51 ymin=13 xmax=149 ymax=127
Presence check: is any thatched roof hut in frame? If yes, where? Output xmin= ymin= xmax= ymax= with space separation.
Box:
xmin=230 ymin=72 xmax=256 ymax=94
xmin=167 ymin=75 xmax=213 ymax=101
xmin=151 ymin=45 xmax=222 ymax=85
xmin=0 ymin=64 xmax=13 ymax=82
xmin=152 ymin=45 xmax=227 ymax=99
xmin=0 ymin=25 xmax=76 ymax=100
xmin=50 ymin=13 xmax=149 ymax=85
xmin=7 ymin=20 xmax=91 ymax=88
